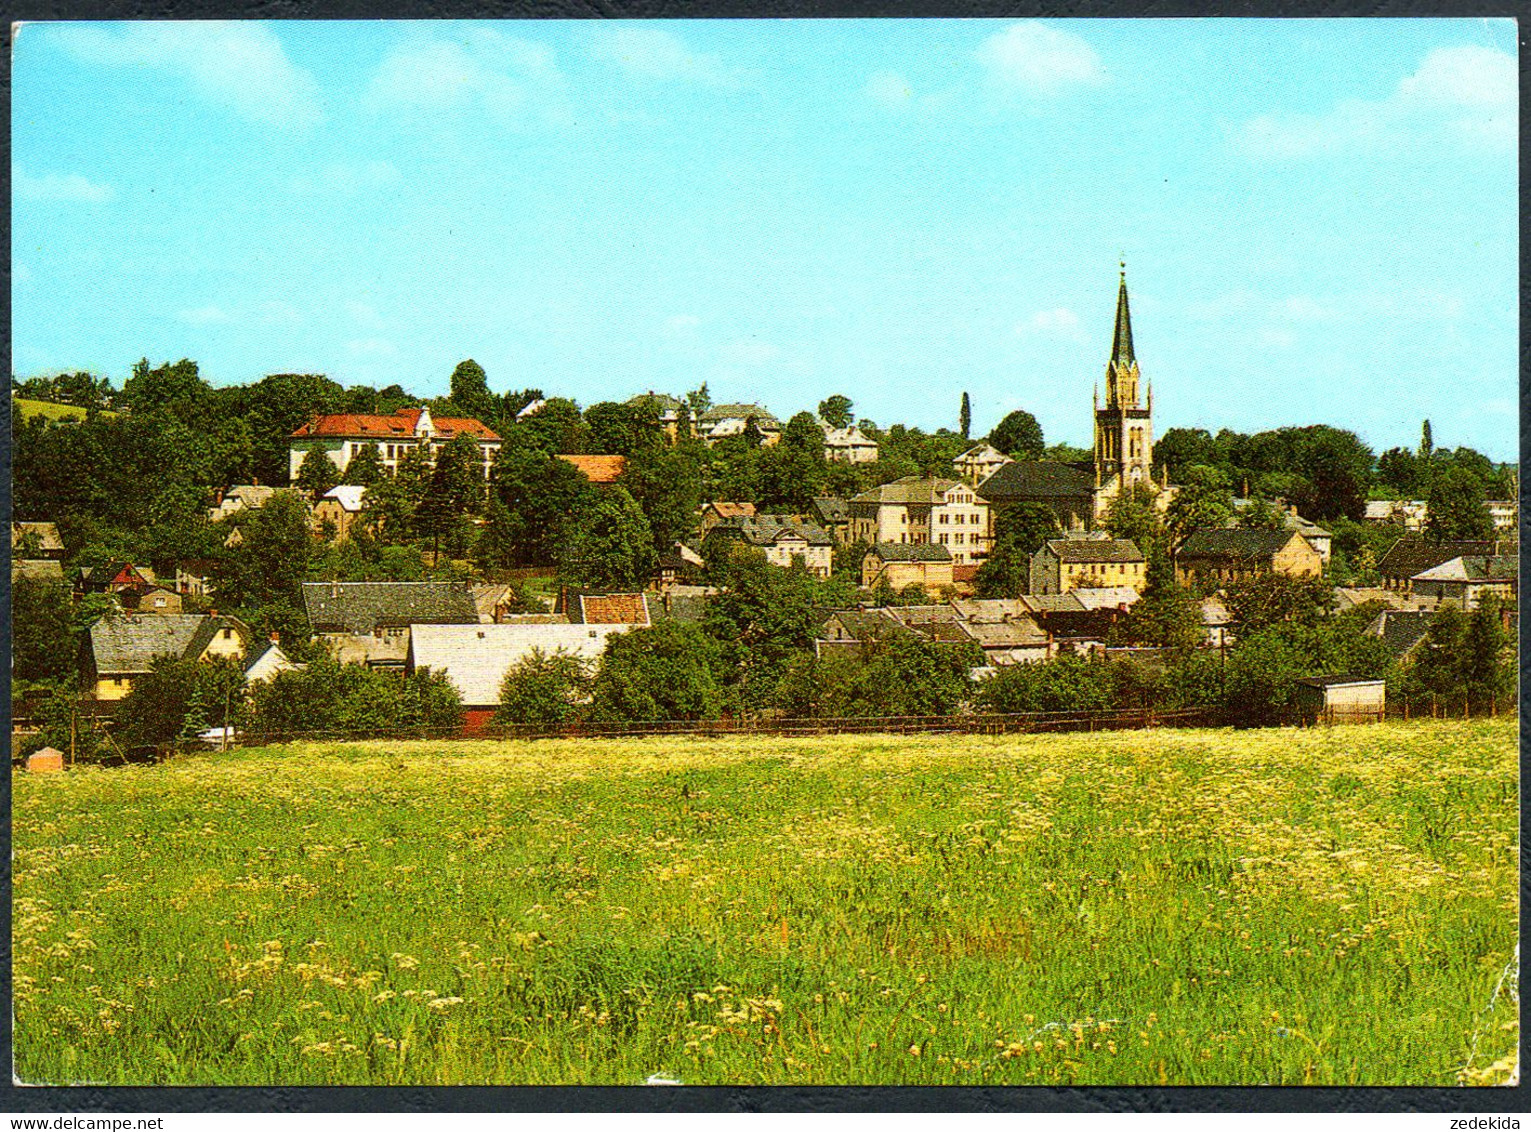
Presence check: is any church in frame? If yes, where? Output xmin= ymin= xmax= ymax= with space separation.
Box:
xmin=967 ymin=266 xmax=1174 ymax=530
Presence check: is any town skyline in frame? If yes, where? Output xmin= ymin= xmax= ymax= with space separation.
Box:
xmin=13 ymin=18 xmax=1518 ymax=460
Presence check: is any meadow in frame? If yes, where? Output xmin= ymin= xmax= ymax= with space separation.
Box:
xmin=14 ymin=397 xmax=116 ymax=423
xmin=12 ymin=718 xmax=1519 ymax=1086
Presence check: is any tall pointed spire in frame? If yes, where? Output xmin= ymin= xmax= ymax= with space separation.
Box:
xmin=1111 ymin=262 xmax=1135 ymax=368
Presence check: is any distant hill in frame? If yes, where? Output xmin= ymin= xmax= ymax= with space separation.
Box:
xmin=15 ymin=398 xmax=117 ymax=422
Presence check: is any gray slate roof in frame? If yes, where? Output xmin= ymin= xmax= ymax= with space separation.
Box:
xmin=812 ymin=497 xmax=852 ymax=525
xmin=869 ymin=542 xmax=952 ymax=563
xmin=1365 ymin=609 xmax=1433 ymax=660
xmin=1044 ymin=538 xmax=1144 ymax=564
xmin=88 ymin=614 xmax=247 ymax=675
xmin=851 ymin=477 xmax=968 ymax=506
xmin=1176 ymin=528 xmax=1299 ymax=561
xmin=976 ymin=460 xmax=1095 ymax=502
xmin=711 ymin=514 xmax=834 ymax=548
xmin=1376 ymin=534 xmax=1504 ymax=580
xmin=301 ymin=581 xmax=479 ymax=634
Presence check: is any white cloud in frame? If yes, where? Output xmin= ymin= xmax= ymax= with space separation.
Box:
xmin=291 ymin=161 xmax=402 ymax=196
xmin=55 ymin=22 xmax=322 ymax=129
xmin=589 ymin=26 xmax=739 ymax=88
xmin=14 ymin=169 xmax=114 ymax=203
xmin=1237 ymin=44 xmax=1515 ymax=159
xmin=865 ymin=70 xmax=914 ymax=108
xmin=367 ymin=29 xmax=566 ymax=122
xmin=976 ymin=22 xmax=1106 ymax=97
xmin=346 ymin=338 xmax=400 ymax=358
xmin=1023 ymin=307 xmax=1086 ymax=341
xmin=178 ymin=305 xmax=231 ymax=326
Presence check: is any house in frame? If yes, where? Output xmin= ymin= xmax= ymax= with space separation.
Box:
xmin=208 ymin=484 xmax=276 ymax=522
xmin=628 ymin=392 xmax=691 ymax=443
xmin=1227 ymin=500 xmax=1333 ymax=564
xmin=947 ymin=599 xmax=1051 ymax=665
xmin=953 ymin=444 xmax=1013 ymax=488
xmin=976 ymin=460 xmax=1098 ymax=532
xmin=651 ymin=544 xmax=705 ymax=593
xmin=120 ymin=585 xmax=183 ymax=615
xmin=704 ymin=515 xmax=835 ymax=577
xmin=1333 ymin=586 xmax=1420 ymax=614
xmin=1018 ymin=592 xmax=1123 ymax=646
xmin=1198 ymin=594 xmax=1235 ymax=649
xmin=1375 ymin=534 xmax=1504 ymax=592
xmin=243 ymin=638 xmax=303 ymax=685
xmin=83 ymin=613 xmax=249 ymax=700
xmin=696 ymin=404 xmax=781 ymax=447
xmin=810 ymin=498 xmax=853 ymax=543
xmin=81 ymin=561 xmax=155 ymax=595
xmin=13 ymin=558 xmax=66 ymax=587
xmin=882 ymin=604 xmax=973 ymax=644
xmin=815 ymin=608 xmax=920 ymax=659
xmin=313 ymin=484 xmax=367 ymax=541
xmin=556 ymin=453 xmax=627 ymax=486
xmin=407 ymin=622 xmax=634 ymax=732
xmin=649 ymin=585 xmax=715 ymax=626
xmin=1485 ymin=500 xmax=1518 ymax=535
xmin=848 ymin=477 xmax=992 ymax=565
xmin=699 ymin=502 xmax=757 ymax=539
xmin=1409 ymin=556 xmax=1517 ymax=610
xmin=822 ymin=423 xmax=879 ymax=464
xmin=862 ymin=543 xmax=954 ymax=595
xmin=1071 ymin=585 xmax=1142 ymax=612
xmin=289 ymin=406 xmax=501 ymax=483
xmin=1293 ymin=677 xmax=1386 ymax=725
xmin=11 ymin=521 xmax=64 ymax=560
xmin=1363 ymin=500 xmax=1427 ymax=529
xmin=174 ymin=559 xmax=218 ymax=598
xmin=1364 ymin=608 xmax=1434 ymax=664
xmin=1030 ymin=539 xmax=1147 ymax=596
xmin=470 ymin=582 xmax=551 ymax=623
xmin=300 ymin=581 xmax=479 ymax=667
xmin=569 ymin=592 xmax=652 ymax=626
xmin=1173 ymin=529 xmax=1322 ymax=586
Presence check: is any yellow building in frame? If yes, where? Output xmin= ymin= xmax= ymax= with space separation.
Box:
xmin=1029 ymin=538 xmax=1148 ymax=595
xmin=862 ymin=543 xmax=955 ymax=595
xmin=1174 ymin=528 xmax=1322 ymax=586
xmin=84 ymin=613 xmax=249 ymax=700
xmin=849 ymin=477 xmax=992 ymax=565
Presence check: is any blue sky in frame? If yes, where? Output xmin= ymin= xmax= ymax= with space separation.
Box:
xmin=12 ymin=18 xmax=1519 ymax=459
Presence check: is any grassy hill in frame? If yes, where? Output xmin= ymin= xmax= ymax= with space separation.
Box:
xmin=15 ymin=397 xmax=117 ymax=422
xmin=12 ymin=719 xmax=1518 ymax=1086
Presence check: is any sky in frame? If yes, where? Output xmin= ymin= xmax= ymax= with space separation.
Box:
xmin=11 ymin=18 xmax=1520 ymax=459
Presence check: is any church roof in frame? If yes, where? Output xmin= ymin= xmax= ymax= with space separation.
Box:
xmin=977 ymin=460 xmax=1096 ymax=502
xmin=1111 ymin=269 xmax=1135 ymax=369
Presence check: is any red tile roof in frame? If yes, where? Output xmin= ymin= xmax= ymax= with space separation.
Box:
xmin=290 ymin=407 xmax=499 ymax=441
xmin=557 ymin=454 xmax=627 ymax=484
xmin=708 ymin=502 xmax=757 ymax=519
xmin=578 ymin=593 xmax=650 ymax=625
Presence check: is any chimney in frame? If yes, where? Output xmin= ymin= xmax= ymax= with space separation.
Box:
xmin=208 ymin=608 xmax=217 ymax=617
xmin=270 ymin=631 xmax=281 ymax=644
xmin=331 ymin=579 xmax=340 ymax=599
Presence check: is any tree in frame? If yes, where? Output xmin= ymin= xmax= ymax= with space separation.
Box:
xmin=959 ymin=392 xmax=971 ymax=440
xmin=988 ymin=409 xmax=1045 ymax=460
xmin=622 ymin=442 xmax=703 ymax=551
xmin=449 ymin=359 xmax=495 ymax=423
xmin=759 ymin=412 xmax=828 ymax=513
xmin=589 ymin=621 xmax=724 ymax=721
xmin=974 ymin=503 xmax=1060 ymax=598
xmin=1290 ymin=426 xmax=1372 ymax=522
xmin=416 ymin=434 xmax=487 ymax=558
xmin=557 ymin=486 xmax=657 ymax=593
xmin=212 ymin=489 xmax=313 ymax=609
xmin=509 ymin=396 xmax=585 ymax=455
xmin=1420 ymin=419 xmax=1434 ymax=461
xmin=686 ymin=383 xmax=712 ymax=418
xmin=495 ymin=648 xmax=592 ymax=726
xmin=1163 ymin=464 xmax=1233 ymax=541
xmin=1238 ymin=495 xmax=1287 ymax=531
xmin=1103 ymin=486 xmax=1160 ymax=551
xmin=342 ymin=442 xmax=384 ymax=486
xmin=12 ymin=574 xmax=76 ymax=684
xmin=491 ymin=443 xmax=598 ymax=565
xmin=977 ymin=655 xmax=1116 ymax=713
xmin=117 ymin=655 xmax=245 ymax=752
xmin=1424 ymin=465 xmax=1494 ymax=543
xmin=1223 ymin=573 xmax=1335 ymax=635
xmin=239 ymin=372 xmax=345 ymax=486
xmin=473 ymin=496 xmax=521 ymax=572
xmin=818 ymin=395 xmax=854 ymax=430
xmin=585 ymin=401 xmax=661 ymax=457
xmin=1459 ymin=596 xmax=1512 ymax=707
xmin=1109 ymin=550 xmax=1202 ymax=649
xmin=1376 ymin=447 xmax=1422 ymax=498
xmin=295 ymin=448 xmax=340 ymax=497
xmin=776 ymin=633 xmax=979 ymax=718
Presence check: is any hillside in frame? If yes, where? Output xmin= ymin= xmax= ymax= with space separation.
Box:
xmin=12 ymin=719 xmax=1518 ymax=1086
xmin=15 ymin=396 xmax=117 ymax=422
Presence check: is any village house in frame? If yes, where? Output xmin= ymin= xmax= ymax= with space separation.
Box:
xmin=12 ymin=558 xmax=66 ymax=587
xmin=12 ymin=521 xmax=65 ymax=560
xmin=567 ymin=592 xmax=653 ymax=626
xmin=407 ymin=621 xmax=634 ymax=733
xmin=651 ymin=544 xmax=706 ymax=593
xmin=1363 ymin=500 xmax=1427 ymax=529
xmin=82 ymin=613 xmax=249 ymax=700
xmin=1227 ymin=500 xmax=1333 ymax=564
xmin=1173 ymin=528 xmax=1322 ymax=586
xmin=289 ymin=406 xmax=501 ymax=482
xmin=120 ymin=584 xmax=183 ymax=615
xmin=810 ymin=497 xmax=853 ymax=544
xmin=1029 ymin=538 xmax=1147 ymax=596
xmin=1409 ymin=556 xmax=1517 ymax=610
xmin=695 ymin=404 xmax=781 ymax=447
xmin=704 ymin=515 xmax=835 ymax=578
xmin=628 ymin=392 xmax=690 ymax=443
xmin=1364 ymin=608 xmax=1434 ymax=665
xmin=243 ymin=636 xmax=303 ymax=685
xmin=698 ymin=501 xmax=757 ymax=539
xmin=976 ymin=461 xmax=1098 ymax=532
xmin=79 ymin=560 xmax=156 ymax=596
xmin=1375 ymin=534 xmax=1505 ymax=592
xmin=300 ymin=580 xmax=479 ymax=668
xmin=1019 ymin=592 xmax=1127 ymax=646
xmin=861 ymin=543 xmax=954 ymax=595
xmin=1485 ymin=499 xmax=1518 ymax=535
xmin=208 ymin=484 xmax=276 ymax=522
xmin=848 ymin=477 xmax=992 ymax=565
xmin=952 ymin=444 xmax=1013 ymax=488
xmin=313 ymin=484 xmax=367 ymax=541
xmin=947 ymin=598 xmax=1051 ymax=665
xmin=821 ymin=422 xmax=879 ymax=464
xmin=815 ymin=608 xmax=913 ymax=659
xmin=556 ymin=453 xmax=627 ymax=486
xmin=174 ymin=559 xmax=218 ymax=598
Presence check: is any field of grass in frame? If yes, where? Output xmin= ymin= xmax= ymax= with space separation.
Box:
xmin=15 ymin=397 xmax=116 ymax=422
xmin=13 ymin=718 xmax=1518 ymax=1086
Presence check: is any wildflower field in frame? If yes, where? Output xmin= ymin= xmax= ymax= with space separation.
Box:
xmin=12 ymin=718 xmax=1518 ymax=1086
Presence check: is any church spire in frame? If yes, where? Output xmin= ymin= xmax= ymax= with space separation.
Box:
xmin=1111 ymin=262 xmax=1135 ymax=368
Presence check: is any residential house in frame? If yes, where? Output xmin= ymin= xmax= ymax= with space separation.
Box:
xmin=810 ymin=498 xmax=853 ymax=544
xmin=815 ymin=608 xmax=920 ymax=659
xmin=651 ymin=544 xmax=705 ymax=593
xmin=1375 ymin=534 xmax=1505 ymax=592
xmin=628 ymin=392 xmax=691 ymax=443
xmin=649 ymin=585 xmax=715 ymax=626
xmin=11 ymin=521 xmax=64 ymax=560
xmin=81 ymin=561 xmax=155 ymax=595
xmin=822 ymin=423 xmax=879 ymax=464
xmin=289 ymin=406 xmax=501 ymax=483
xmin=695 ymin=404 xmax=781 ymax=447
xmin=861 ymin=543 xmax=954 ymax=595
xmin=300 ymin=580 xmax=479 ymax=667
xmin=470 ymin=582 xmax=552 ymax=623
xmin=174 ymin=559 xmax=218 ymax=598
xmin=83 ymin=613 xmax=249 ymax=700
xmin=952 ymin=444 xmax=1013 ymax=488
xmin=699 ymin=502 xmax=757 ymax=539
xmin=407 ymin=621 xmax=634 ymax=732
xmin=313 ymin=485 xmax=367 ymax=541
xmin=947 ymin=599 xmax=1051 ymax=665
xmin=556 ymin=454 xmax=627 ymax=486
xmin=208 ymin=484 xmax=276 ymax=522
xmin=882 ymin=604 xmax=973 ymax=644
xmin=1019 ymin=592 xmax=1123 ymax=647
xmin=1409 ymin=556 xmax=1517 ymax=610
xmin=1364 ymin=608 xmax=1434 ymax=665
xmin=1293 ymin=677 xmax=1386 ymax=724
xmin=1363 ymin=500 xmax=1427 ymax=529
xmin=569 ymin=592 xmax=652 ymax=626
xmin=1227 ymin=500 xmax=1332 ymax=564
xmin=120 ymin=585 xmax=183 ymax=615
xmin=1333 ymin=586 xmax=1421 ymax=614
xmin=704 ymin=515 xmax=834 ymax=578
xmin=1485 ymin=500 xmax=1518 ymax=535
xmin=243 ymin=638 xmax=303 ymax=685
xmin=1030 ymin=538 xmax=1147 ymax=596
xmin=1072 ymin=586 xmax=1142 ymax=613
xmin=1173 ymin=529 xmax=1322 ymax=586
xmin=1198 ymin=594 xmax=1234 ymax=649
xmin=976 ymin=461 xmax=1097 ymax=532
xmin=848 ymin=477 xmax=991 ymax=565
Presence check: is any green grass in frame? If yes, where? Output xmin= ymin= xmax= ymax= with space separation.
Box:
xmin=13 ymin=719 xmax=1518 ymax=1086
xmin=15 ymin=397 xmax=117 ymax=422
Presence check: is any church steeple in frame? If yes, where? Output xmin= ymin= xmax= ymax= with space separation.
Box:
xmin=1111 ymin=264 xmax=1135 ymax=369
xmin=1104 ymin=263 xmax=1141 ymax=409
xmin=1093 ymin=262 xmax=1154 ymax=499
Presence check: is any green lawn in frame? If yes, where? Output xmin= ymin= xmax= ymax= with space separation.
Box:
xmin=15 ymin=397 xmax=117 ymax=423
xmin=12 ymin=718 xmax=1518 ymax=1086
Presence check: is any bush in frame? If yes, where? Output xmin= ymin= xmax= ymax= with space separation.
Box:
xmin=976 ymin=656 xmax=1116 ymax=714
xmin=776 ymin=633 xmax=980 ymax=718
xmin=249 ymin=657 xmax=463 ymax=738
xmin=589 ymin=621 xmax=724 ymax=722
xmin=496 ymin=648 xmax=592 ymax=727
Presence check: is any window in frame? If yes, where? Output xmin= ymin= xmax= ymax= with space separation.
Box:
xmin=222 ymin=628 xmax=232 ymax=640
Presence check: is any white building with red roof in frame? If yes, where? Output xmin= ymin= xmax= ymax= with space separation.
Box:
xmin=288 ymin=406 xmax=501 ymax=483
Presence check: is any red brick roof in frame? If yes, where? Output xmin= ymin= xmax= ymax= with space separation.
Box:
xmin=708 ymin=502 xmax=757 ymax=519
xmin=578 ymin=593 xmax=650 ymax=625
xmin=290 ymin=407 xmax=499 ymax=441
xmin=557 ymin=454 xmax=627 ymax=484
